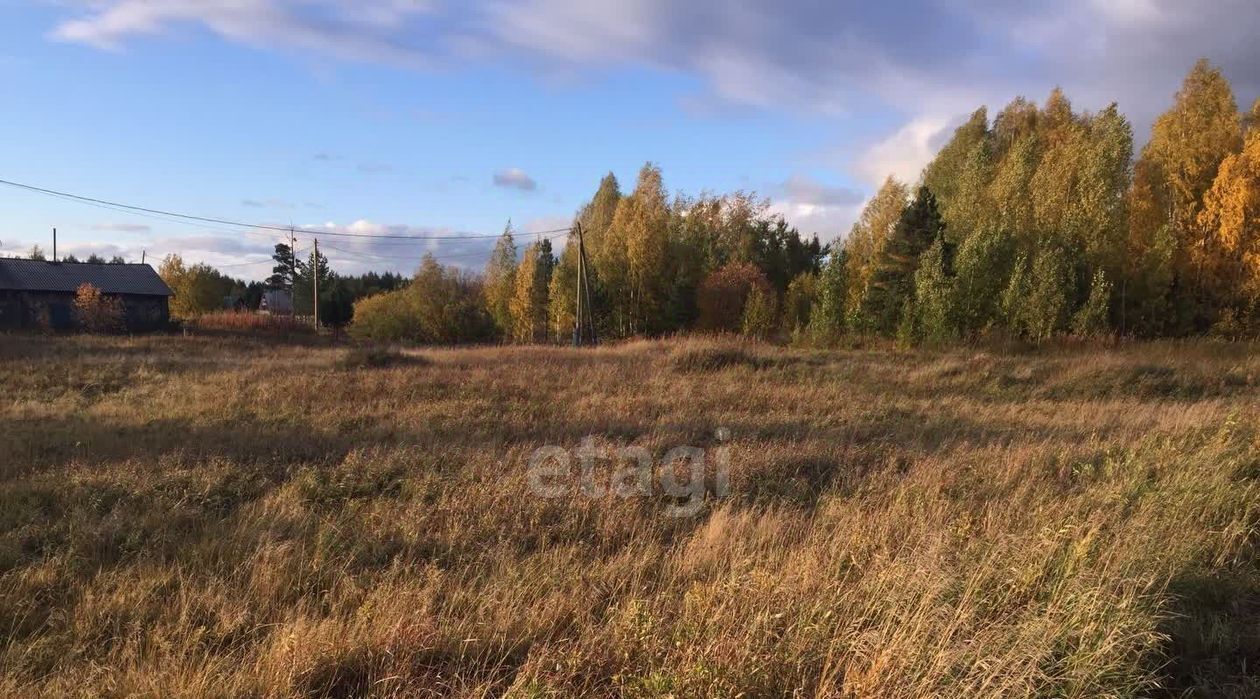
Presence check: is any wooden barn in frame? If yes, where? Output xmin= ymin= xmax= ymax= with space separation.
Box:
xmin=0 ymin=258 xmax=172 ymax=332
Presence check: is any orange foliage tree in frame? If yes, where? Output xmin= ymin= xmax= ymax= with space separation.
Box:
xmin=74 ymin=283 xmax=123 ymax=332
xmin=696 ymin=262 xmax=772 ymax=333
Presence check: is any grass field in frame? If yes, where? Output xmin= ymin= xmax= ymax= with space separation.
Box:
xmin=2 ymin=334 xmax=1258 ymax=697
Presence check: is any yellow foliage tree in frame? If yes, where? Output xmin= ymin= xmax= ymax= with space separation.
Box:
xmin=159 ymin=254 xmax=226 ymax=318
xmin=843 ymin=176 xmax=908 ymax=317
xmin=1198 ymin=131 xmax=1260 ymax=324
xmin=547 ymin=235 xmax=578 ymax=342
xmin=510 ymin=242 xmax=552 ymax=343
xmin=73 ymin=283 xmax=123 ymax=332
xmin=614 ymin=163 xmax=670 ymax=335
xmin=483 ymin=223 xmax=518 ymax=338
xmin=1139 ymin=60 xmax=1243 ymax=262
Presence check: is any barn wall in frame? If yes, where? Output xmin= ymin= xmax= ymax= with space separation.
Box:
xmin=0 ymin=291 xmax=76 ymax=330
xmin=0 ymin=291 xmax=169 ymax=332
xmin=118 ymin=295 xmax=170 ymax=331
xmin=0 ymin=291 xmax=22 ymax=330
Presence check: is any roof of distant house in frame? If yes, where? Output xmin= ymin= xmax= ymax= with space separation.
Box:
xmin=0 ymin=258 xmax=173 ymax=296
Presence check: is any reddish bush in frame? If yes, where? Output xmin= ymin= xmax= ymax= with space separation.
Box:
xmin=696 ymin=262 xmax=772 ymax=333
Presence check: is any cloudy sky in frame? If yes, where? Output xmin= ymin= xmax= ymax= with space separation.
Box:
xmin=1 ymin=0 xmax=1258 ymax=276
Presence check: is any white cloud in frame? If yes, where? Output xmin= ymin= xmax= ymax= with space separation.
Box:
xmin=768 ymin=198 xmax=862 ymax=243
xmin=779 ymin=175 xmax=863 ymax=208
xmin=768 ymin=174 xmax=866 ymax=241
xmin=297 ymin=219 xmax=497 ymax=273
xmin=493 ymin=168 xmax=538 ymax=192
xmin=853 ymin=115 xmax=957 ymax=188
xmin=521 ymin=215 xmax=571 ymax=235
xmin=51 ymin=0 xmax=438 ymax=66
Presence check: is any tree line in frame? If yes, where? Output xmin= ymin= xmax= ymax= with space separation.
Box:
xmin=356 ymin=59 xmax=1258 ymax=345
xmin=159 ymin=245 xmax=406 ymax=324
xmin=351 ymin=166 xmax=824 ymax=343
xmin=827 ymin=58 xmax=1260 ymax=344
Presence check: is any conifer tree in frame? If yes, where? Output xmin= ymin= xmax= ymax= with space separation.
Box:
xmin=292 ymin=246 xmax=329 ymax=316
xmin=859 ymin=186 xmax=946 ymax=335
xmin=267 ymin=243 xmax=303 ymax=291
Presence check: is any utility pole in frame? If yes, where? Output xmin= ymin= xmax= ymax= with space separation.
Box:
xmin=142 ymin=250 xmax=146 ymax=265
xmin=580 ymin=223 xmax=595 ymax=345
xmin=289 ymin=226 xmax=297 ymax=322
xmin=573 ymin=225 xmax=583 ymax=346
xmin=572 ymin=222 xmax=597 ymax=347
xmin=52 ymin=228 xmax=57 ymax=262
xmin=312 ymin=238 xmax=320 ymax=331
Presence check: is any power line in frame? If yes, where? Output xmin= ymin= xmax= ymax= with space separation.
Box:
xmin=16 ymin=186 xmax=287 ymax=243
xmin=0 ymin=177 xmax=573 ymax=241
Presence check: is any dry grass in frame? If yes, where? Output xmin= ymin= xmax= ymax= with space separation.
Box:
xmin=335 ymin=347 xmax=431 ymax=371
xmin=1 ymin=334 xmax=1258 ymax=697
xmin=186 ymin=311 xmax=313 ymax=337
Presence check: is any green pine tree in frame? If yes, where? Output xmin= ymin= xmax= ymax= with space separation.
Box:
xmin=858 ymin=186 xmax=947 ymax=335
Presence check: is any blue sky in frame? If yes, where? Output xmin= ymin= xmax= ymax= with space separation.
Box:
xmin=1 ymin=1 xmax=1258 ymax=276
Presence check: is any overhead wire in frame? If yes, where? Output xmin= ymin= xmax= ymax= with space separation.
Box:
xmin=0 ymin=177 xmax=572 ymax=241
xmin=1 ymin=175 xmax=574 ymax=272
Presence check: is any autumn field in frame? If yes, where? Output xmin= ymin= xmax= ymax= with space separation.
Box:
xmin=1 ymin=334 xmax=1258 ymax=697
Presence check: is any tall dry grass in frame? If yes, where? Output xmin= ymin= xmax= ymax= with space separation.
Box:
xmin=0 ymin=334 xmax=1257 ymax=697
xmin=185 ymin=311 xmax=314 ymax=337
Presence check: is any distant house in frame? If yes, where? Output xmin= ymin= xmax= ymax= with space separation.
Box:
xmin=259 ymin=289 xmax=293 ymax=316
xmin=0 ymin=258 xmax=172 ymax=331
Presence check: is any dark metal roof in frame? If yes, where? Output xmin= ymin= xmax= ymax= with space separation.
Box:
xmin=0 ymin=258 xmax=173 ymax=296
